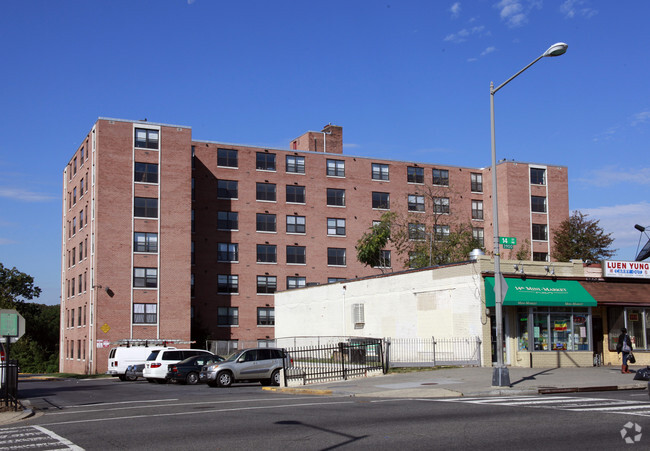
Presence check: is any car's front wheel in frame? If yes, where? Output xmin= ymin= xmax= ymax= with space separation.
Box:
xmin=270 ymin=369 xmax=281 ymax=386
xmin=186 ymin=372 xmax=199 ymax=385
xmin=217 ymin=371 xmax=233 ymax=387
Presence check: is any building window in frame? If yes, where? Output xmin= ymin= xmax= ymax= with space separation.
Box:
xmin=218 ymin=307 xmax=239 ymax=326
xmin=286 ymin=185 xmax=306 ymax=203
xmin=471 ymin=173 xmax=483 ymax=192
xmin=79 ymin=210 xmax=84 ymax=228
xmin=372 ymin=163 xmax=389 ymax=181
xmin=257 ymin=244 xmax=277 ymax=263
xmin=134 ymin=232 xmax=158 ymax=253
xmin=135 ymin=128 xmax=159 ymax=149
xmin=191 ymin=273 xmax=195 ymax=297
xmin=256 ymin=152 xmax=276 ymax=171
xmin=73 ymin=187 xmax=77 ymax=205
xmin=286 ymin=215 xmax=306 ymax=234
xmin=257 ymin=307 xmax=275 ymax=326
xmin=432 ymin=169 xmax=449 ymax=186
xmin=80 ymin=147 xmax=84 ymax=162
xmin=530 ymin=167 xmax=546 ymax=185
xmin=256 ymin=182 xmax=277 ymax=201
xmin=373 ymin=250 xmax=391 ymax=268
xmin=257 ymin=275 xmax=277 ymax=294
xmin=473 ymin=227 xmax=485 ymax=247
xmin=286 ymin=246 xmax=306 ymax=264
xmin=326 ymin=159 xmax=345 ymax=177
xmin=133 ymin=267 xmax=157 ymax=288
xmin=407 ymin=166 xmax=424 ymax=184
xmin=133 ymin=303 xmax=157 ymax=324
xmin=286 ymin=276 xmax=306 ymax=290
xmin=286 ymin=155 xmax=305 ymax=174
xmin=532 ymin=223 xmax=548 ymax=241
xmin=327 ymin=218 xmax=346 ymax=236
xmin=80 ymin=178 xmax=85 ymax=195
xmin=217 ymin=180 xmax=238 ymax=199
xmin=217 ymin=275 xmax=239 ymax=294
xmin=533 ymin=252 xmax=548 ymax=262
xmin=256 ymin=213 xmax=277 ymax=232
xmin=328 ymin=278 xmax=345 ymax=284
xmin=217 ymin=211 xmax=238 ymax=230
xmin=408 ymin=223 xmax=426 ymax=241
xmin=217 ymin=243 xmax=238 ymax=262
xmin=72 ymin=217 xmax=77 ymax=235
xmin=471 ymin=200 xmax=483 ymax=219
xmin=525 ymin=307 xmax=590 ymax=352
xmin=134 ymin=197 xmax=158 ymax=218
xmin=78 ymin=275 xmax=82 ymax=294
xmin=327 ymin=248 xmax=346 ymax=266
xmin=408 ymin=195 xmax=425 ymax=212
xmin=372 ymin=192 xmax=390 ymax=209
xmin=531 ymin=196 xmax=547 ymax=213
xmin=435 ymin=225 xmax=450 ymax=240
xmin=327 ymin=188 xmax=345 ymax=206
xmin=433 ymin=197 xmax=450 ymax=214
xmin=134 ymin=163 xmax=159 ymax=184
xmin=217 ymin=148 xmax=238 ymax=168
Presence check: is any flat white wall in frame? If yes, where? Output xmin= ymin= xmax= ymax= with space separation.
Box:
xmin=275 ymin=264 xmax=485 ymax=340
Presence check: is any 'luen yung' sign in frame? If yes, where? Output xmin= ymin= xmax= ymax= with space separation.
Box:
xmin=603 ymin=260 xmax=650 ymax=279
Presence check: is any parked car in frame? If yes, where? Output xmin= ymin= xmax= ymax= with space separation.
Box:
xmin=166 ymin=354 xmax=224 ymax=385
xmin=125 ymin=363 xmax=144 ymax=381
xmin=108 ymin=346 xmax=165 ymax=381
xmin=143 ymin=348 xmax=213 ymax=383
xmin=200 ymin=348 xmax=291 ymax=387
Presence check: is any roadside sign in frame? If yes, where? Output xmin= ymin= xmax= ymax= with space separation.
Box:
xmin=499 ymin=237 xmax=517 ymax=246
xmin=0 ymin=309 xmax=26 ymax=344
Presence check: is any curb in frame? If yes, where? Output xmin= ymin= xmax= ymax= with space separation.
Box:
xmin=262 ymin=387 xmax=333 ymax=396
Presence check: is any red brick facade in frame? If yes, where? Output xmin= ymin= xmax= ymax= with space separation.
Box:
xmin=61 ymin=118 xmax=569 ymax=374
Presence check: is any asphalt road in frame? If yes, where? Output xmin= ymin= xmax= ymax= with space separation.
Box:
xmin=2 ymin=378 xmax=649 ymax=450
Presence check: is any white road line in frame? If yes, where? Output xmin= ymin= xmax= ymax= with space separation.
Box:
xmin=33 ymin=426 xmax=84 ymax=450
xmin=568 ymin=404 xmax=650 ymax=412
xmin=47 ymin=395 xmax=348 ymax=416
xmin=41 ymin=400 xmax=356 ymax=426
xmin=64 ymin=398 xmax=178 ymax=408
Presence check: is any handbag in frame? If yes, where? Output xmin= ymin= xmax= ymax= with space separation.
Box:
xmin=629 ymin=353 xmax=636 ymax=364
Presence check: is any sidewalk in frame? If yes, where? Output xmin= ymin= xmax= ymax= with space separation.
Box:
xmin=269 ymin=364 xmax=649 ymax=398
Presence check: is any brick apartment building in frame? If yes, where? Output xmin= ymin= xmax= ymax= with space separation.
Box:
xmin=61 ymin=118 xmax=569 ymax=374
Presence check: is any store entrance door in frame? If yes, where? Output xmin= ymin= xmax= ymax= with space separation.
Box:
xmin=593 ymin=316 xmax=604 ymax=366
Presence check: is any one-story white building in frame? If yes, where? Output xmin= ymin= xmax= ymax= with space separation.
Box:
xmin=275 ymin=256 xmax=599 ymax=368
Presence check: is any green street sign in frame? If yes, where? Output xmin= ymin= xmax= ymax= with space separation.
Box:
xmin=0 ymin=309 xmax=25 ymax=343
xmin=499 ymin=236 xmax=517 ymax=246
xmin=502 ymin=244 xmax=514 ymax=249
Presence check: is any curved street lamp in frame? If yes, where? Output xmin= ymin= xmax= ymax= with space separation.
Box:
xmin=490 ymin=42 xmax=568 ymax=387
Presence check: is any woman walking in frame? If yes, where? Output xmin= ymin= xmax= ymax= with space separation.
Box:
xmin=617 ymin=328 xmax=633 ymax=374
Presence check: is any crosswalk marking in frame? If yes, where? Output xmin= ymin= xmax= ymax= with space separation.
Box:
xmin=0 ymin=426 xmax=84 ymax=450
xmin=429 ymin=395 xmax=650 ymax=417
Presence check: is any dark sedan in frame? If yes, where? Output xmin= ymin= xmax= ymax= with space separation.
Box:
xmin=166 ymin=354 xmax=224 ymax=385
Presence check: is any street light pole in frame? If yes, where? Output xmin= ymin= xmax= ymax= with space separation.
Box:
xmin=490 ymin=42 xmax=567 ymax=387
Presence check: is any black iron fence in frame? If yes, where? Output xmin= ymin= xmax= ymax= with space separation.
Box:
xmin=285 ymin=339 xmax=385 ymax=385
xmin=1 ymin=360 xmax=19 ymax=411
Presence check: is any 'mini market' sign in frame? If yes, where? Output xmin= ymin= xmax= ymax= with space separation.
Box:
xmin=604 ymin=260 xmax=650 ymax=279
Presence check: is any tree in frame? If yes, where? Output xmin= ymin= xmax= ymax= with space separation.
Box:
xmin=552 ymin=211 xmax=616 ymax=262
xmin=0 ymin=263 xmax=42 ymax=308
xmin=356 ymin=212 xmax=394 ymax=273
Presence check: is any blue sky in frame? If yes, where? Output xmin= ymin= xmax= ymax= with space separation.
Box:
xmin=1 ymin=0 xmax=648 ymax=306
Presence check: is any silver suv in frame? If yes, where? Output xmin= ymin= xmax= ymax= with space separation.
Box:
xmin=200 ymin=348 xmax=290 ymax=387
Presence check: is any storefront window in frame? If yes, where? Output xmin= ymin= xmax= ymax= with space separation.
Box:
xmin=607 ymin=306 xmax=624 ymax=351
xmin=517 ymin=309 xmax=529 ymax=351
xmin=627 ymin=309 xmax=645 ymax=350
xmin=527 ymin=307 xmax=590 ymax=352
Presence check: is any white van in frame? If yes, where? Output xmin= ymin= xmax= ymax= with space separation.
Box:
xmin=108 ymin=346 xmax=172 ymax=381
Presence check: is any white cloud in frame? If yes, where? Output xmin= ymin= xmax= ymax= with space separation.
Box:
xmin=575 ymin=166 xmax=650 ymax=188
xmin=443 ymin=25 xmax=486 ymax=43
xmin=494 ymin=0 xmax=541 ymax=28
xmin=187 ymin=0 xmax=196 ymax=4
xmin=582 ymin=202 xmax=650 ymax=249
xmin=0 ymin=188 xmax=56 ymax=202
xmin=560 ymin=0 xmax=598 ymax=19
xmin=450 ymin=2 xmax=461 ymax=18
xmin=631 ymin=111 xmax=650 ymax=127
xmin=481 ymin=46 xmax=496 ymax=56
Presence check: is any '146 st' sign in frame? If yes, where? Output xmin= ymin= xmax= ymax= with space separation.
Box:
xmin=604 ymin=260 xmax=650 ymax=279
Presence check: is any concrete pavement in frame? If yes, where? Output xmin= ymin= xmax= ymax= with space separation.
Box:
xmin=2 ymin=365 xmax=648 ymax=425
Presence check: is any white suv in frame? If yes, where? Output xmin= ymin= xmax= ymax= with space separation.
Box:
xmin=143 ymin=348 xmax=213 ymax=383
